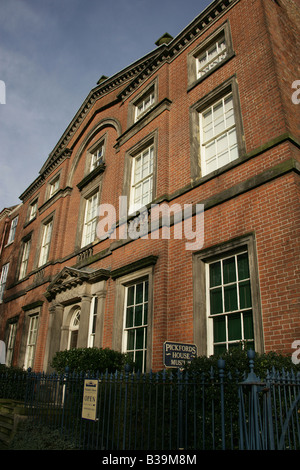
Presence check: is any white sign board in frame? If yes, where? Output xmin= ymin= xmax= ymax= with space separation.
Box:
xmin=81 ymin=379 xmax=99 ymax=421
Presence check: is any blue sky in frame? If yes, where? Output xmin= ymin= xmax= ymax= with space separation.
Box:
xmin=0 ymin=0 xmax=211 ymax=209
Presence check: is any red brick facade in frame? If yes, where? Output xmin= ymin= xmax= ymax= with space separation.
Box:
xmin=0 ymin=0 xmax=299 ymax=372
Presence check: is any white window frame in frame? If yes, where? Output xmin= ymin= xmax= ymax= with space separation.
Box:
xmin=134 ymin=88 xmax=155 ymax=122
xmin=206 ymin=250 xmax=254 ymax=356
xmin=19 ymin=239 xmax=31 ymax=280
xmin=6 ymin=322 xmax=17 ymax=367
xmin=90 ymin=145 xmax=104 ymax=172
xmin=7 ymin=217 xmax=18 ymax=244
xmin=24 ymin=315 xmax=39 ymax=370
xmin=129 ymin=145 xmax=154 ymax=214
xmin=81 ymin=192 xmax=99 ymax=247
xmin=38 ymin=219 xmax=53 ymax=267
xmin=88 ymin=297 xmax=98 ymax=347
xmin=68 ymin=308 xmax=81 ymax=350
xmin=187 ymin=22 xmax=234 ymax=90
xmin=122 ymin=278 xmax=149 ymax=373
xmin=0 ymin=263 xmax=9 ymax=302
xmin=200 ymin=92 xmax=238 ymax=176
xmin=29 ymin=200 xmax=38 ymax=221
xmin=48 ymin=175 xmax=60 ymax=199
xmin=196 ymin=33 xmax=227 ymax=79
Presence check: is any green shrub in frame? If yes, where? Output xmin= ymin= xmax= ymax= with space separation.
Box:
xmin=186 ymin=348 xmax=300 ymax=380
xmin=50 ymin=347 xmax=133 ymax=374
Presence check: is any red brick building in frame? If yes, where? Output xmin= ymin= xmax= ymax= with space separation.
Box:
xmin=0 ymin=0 xmax=299 ymax=372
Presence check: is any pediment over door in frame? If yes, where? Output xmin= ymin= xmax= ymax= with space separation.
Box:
xmin=45 ymin=266 xmax=110 ymax=303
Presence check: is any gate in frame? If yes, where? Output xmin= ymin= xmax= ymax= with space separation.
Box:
xmin=238 ymin=350 xmax=300 ymax=450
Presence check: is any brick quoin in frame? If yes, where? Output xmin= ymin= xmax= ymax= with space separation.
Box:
xmin=0 ymin=0 xmax=299 ymax=372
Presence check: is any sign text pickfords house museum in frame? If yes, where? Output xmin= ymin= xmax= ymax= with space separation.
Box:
xmin=163 ymin=342 xmax=197 ymax=367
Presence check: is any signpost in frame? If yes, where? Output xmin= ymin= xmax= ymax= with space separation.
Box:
xmin=163 ymin=341 xmax=197 ymax=368
xmin=81 ymin=379 xmax=99 ymax=421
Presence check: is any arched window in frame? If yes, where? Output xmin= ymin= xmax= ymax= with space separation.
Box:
xmin=68 ymin=308 xmax=81 ymax=349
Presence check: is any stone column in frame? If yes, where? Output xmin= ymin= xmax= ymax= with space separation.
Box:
xmin=44 ymin=303 xmax=64 ymax=371
xmin=77 ymin=294 xmax=92 ymax=348
xmin=94 ymin=289 xmax=107 ymax=347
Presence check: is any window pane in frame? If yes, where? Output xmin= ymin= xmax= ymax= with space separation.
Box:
xmin=237 ymin=253 xmax=250 ymax=280
xmin=127 ymin=286 xmax=135 ymax=306
xmin=213 ymin=316 xmax=226 ymax=343
xmin=135 ymin=350 xmax=144 ymax=372
xmin=223 ymin=257 xmax=236 ymax=284
xmin=134 ymin=304 xmax=143 ymax=326
xmin=243 ymin=311 xmax=254 ymax=339
xmin=206 ymin=139 xmax=216 ymax=159
xmin=126 ymin=307 xmax=134 ymax=328
xmin=210 ymin=287 xmax=223 ymax=314
xmin=127 ymin=330 xmax=135 ymax=350
xmin=224 ymin=284 xmax=238 ymax=311
xmin=228 ymin=313 xmax=241 ymax=341
xmin=135 ymin=282 xmax=144 ymax=304
xmin=239 ymin=280 xmax=252 ymax=309
xmin=144 ymin=302 xmax=148 ymax=324
xmin=224 ymin=95 xmax=234 ymax=127
xmin=210 ymin=262 xmax=221 ymax=287
xmin=136 ymin=327 xmax=145 ymax=349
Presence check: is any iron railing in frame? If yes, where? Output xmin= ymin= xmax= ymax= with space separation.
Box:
xmin=0 ymin=351 xmax=299 ymax=450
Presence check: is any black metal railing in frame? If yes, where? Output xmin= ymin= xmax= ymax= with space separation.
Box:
xmin=1 ymin=351 xmax=299 ymax=450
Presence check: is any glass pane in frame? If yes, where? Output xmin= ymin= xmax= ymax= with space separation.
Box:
xmin=127 ymin=286 xmax=135 ymax=306
xmin=239 ymin=280 xmax=252 ymax=309
xmin=224 ymin=284 xmax=238 ymax=311
xmin=144 ymin=281 xmax=148 ymax=301
xmin=135 ymin=350 xmax=144 ymax=373
xmin=205 ymin=140 xmax=216 ymax=160
xmin=213 ymin=101 xmax=225 ymax=135
xmin=136 ymin=327 xmax=145 ymax=349
xmin=223 ymin=257 xmax=236 ymax=284
xmin=134 ymin=304 xmax=143 ymax=326
xmin=144 ymin=302 xmax=148 ymax=324
xmin=210 ymin=287 xmax=223 ymax=314
xmin=210 ymin=262 xmax=221 ymax=287
xmin=237 ymin=253 xmax=249 ymax=280
xmin=218 ymin=149 xmax=229 ymax=169
xmin=224 ymin=95 xmax=234 ymax=127
xmin=214 ymin=316 xmax=226 ymax=343
xmin=127 ymin=330 xmax=135 ymax=350
xmin=243 ymin=311 xmax=254 ymax=339
xmin=206 ymin=156 xmax=217 ymax=174
xmin=228 ymin=313 xmax=241 ymax=341
xmin=135 ymin=282 xmax=144 ymax=304
xmin=126 ymin=307 xmax=134 ymax=328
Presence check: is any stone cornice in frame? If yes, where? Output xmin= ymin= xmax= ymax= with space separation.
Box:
xmin=20 ymin=148 xmax=72 ymax=202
